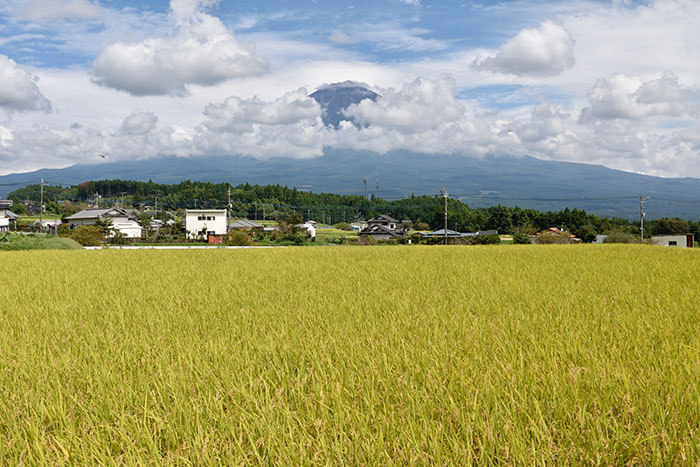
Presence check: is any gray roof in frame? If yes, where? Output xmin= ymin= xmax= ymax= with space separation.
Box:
xmin=421 ymin=228 xmax=462 ymax=237
xmin=230 ymin=219 xmax=263 ymax=229
xmin=358 ymin=224 xmax=406 ymax=237
xmin=65 ymin=207 xmax=130 ymax=220
xmin=368 ymin=214 xmax=399 ymax=224
xmin=2 ymin=210 xmax=18 ymax=220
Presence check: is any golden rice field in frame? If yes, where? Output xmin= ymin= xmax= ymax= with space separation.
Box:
xmin=1 ymin=245 xmax=699 ymax=464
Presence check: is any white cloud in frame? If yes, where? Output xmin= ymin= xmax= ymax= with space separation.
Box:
xmin=580 ymin=71 xmax=696 ymax=121
xmin=0 ymin=55 xmax=51 ymax=112
xmin=13 ymin=0 xmax=101 ymax=21
xmin=121 ymin=112 xmax=158 ymax=136
xmin=344 ymin=78 xmax=464 ymax=132
xmin=473 ymin=20 xmax=575 ymax=76
xmin=197 ymin=89 xmax=327 ymax=158
xmin=92 ymin=0 xmax=268 ymax=96
xmin=400 ymin=0 xmax=421 ymax=5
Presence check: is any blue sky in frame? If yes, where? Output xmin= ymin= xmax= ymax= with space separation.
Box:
xmin=0 ymin=0 xmax=698 ymax=177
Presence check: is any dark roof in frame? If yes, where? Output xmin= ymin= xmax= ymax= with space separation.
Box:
xmin=358 ymin=224 xmax=406 ymax=237
xmin=230 ymin=219 xmax=263 ymax=229
xmin=368 ymin=214 xmax=399 ymax=224
xmin=420 ymin=228 xmax=462 ymax=237
xmin=65 ymin=207 xmax=130 ymax=220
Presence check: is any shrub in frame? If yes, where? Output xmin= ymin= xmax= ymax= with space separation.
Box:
xmin=223 ymin=230 xmax=252 ymax=246
xmin=333 ymin=222 xmax=352 ymax=231
xmin=535 ymin=231 xmax=570 ymax=244
xmin=512 ymin=232 xmax=532 ymax=244
xmin=475 ymin=234 xmax=500 ymax=245
xmin=71 ymin=226 xmax=104 ymax=246
xmin=604 ymin=231 xmax=638 ymax=244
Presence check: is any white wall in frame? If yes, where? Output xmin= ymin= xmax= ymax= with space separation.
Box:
xmin=185 ymin=210 xmax=227 ymax=239
xmin=112 ymin=221 xmax=143 ymax=238
xmin=0 ymin=218 xmax=9 ymax=231
xmin=651 ymin=235 xmax=690 ymax=248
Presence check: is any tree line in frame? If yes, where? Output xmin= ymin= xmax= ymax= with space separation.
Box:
xmin=8 ymin=179 xmax=700 ymax=238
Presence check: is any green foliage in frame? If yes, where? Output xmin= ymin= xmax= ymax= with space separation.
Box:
xmin=223 ymin=230 xmax=252 ymax=246
xmin=0 ymin=233 xmax=82 ymax=250
xmin=604 ymin=230 xmax=639 ymax=244
xmin=573 ymin=224 xmax=597 ymax=243
xmin=70 ymin=226 xmax=104 ymax=246
xmin=535 ymin=230 xmax=571 ymax=244
xmin=650 ymin=218 xmax=690 ymax=235
xmin=512 ymin=232 xmax=532 ymax=244
xmin=333 ymin=222 xmax=352 ymax=231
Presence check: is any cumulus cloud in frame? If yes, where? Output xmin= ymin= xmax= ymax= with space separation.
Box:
xmin=580 ymin=71 xmax=696 ymax=121
xmin=92 ymin=0 xmax=268 ymax=96
xmin=344 ymin=78 xmax=464 ymax=132
xmin=14 ymin=0 xmax=101 ymax=21
xmin=197 ymin=89 xmax=326 ymax=158
xmin=0 ymin=55 xmax=51 ymax=112
xmin=473 ymin=21 xmax=575 ymax=76
xmin=121 ymin=112 xmax=158 ymax=136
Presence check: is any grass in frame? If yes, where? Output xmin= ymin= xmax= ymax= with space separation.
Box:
xmin=1 ymin=245 xmax=699 ymax=464
xmin=0 ymin=233 xmax=82 ymax=250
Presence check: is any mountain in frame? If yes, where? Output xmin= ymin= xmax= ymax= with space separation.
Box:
xmin=309 ymin=81 xmax=380 ymax=127
xmin=2 ymin=149 xmax=700 ymax=220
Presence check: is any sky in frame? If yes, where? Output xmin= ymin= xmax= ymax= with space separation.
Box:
xmin=0 ymin=0 xmax=698 ymax=177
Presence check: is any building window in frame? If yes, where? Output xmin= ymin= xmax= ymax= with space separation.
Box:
xmin=669 ymin=241 xmax=677 ymax=246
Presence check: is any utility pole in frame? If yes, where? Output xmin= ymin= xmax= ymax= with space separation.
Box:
xmin=441 ymin=185 xmax=448 ymax=246
xmin=640 ymin=196 xmax=649 ymax=241
xmin=155 ymin=197 xmax=158 ymax=217
xmin=227 ymin=185 xmax=231 ymax=231
xmin=119 ymin=191 xmax=127 ymax=207
xmin=375 ymin=180 xmax=379 ymax=199
xmin=39 ymin=177 xmax=44 ymax=226
xmin=363 ymin=177 xmax=367 ymax=200
xmin=94 ymin=192 xmax=100 ymax=208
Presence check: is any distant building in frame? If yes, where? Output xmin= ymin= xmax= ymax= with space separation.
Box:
xmin=64 ymin=207 xmax=143 ymax=238
xmin=184 ymin=209 xmax=227 ymax=239
xmin=651 ymin=234 xmax=694 ymax=248
xmin=229 ymin=219 xmax=263 ymax=230
xmin=358 ymin=215 xmax=407 ymax=242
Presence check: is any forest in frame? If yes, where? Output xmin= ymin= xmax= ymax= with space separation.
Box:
xmin=8 ymin=179 xmax=697 ymax=238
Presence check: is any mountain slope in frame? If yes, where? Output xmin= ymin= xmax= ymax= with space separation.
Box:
xmin=2 ymin=150 xmax=699 ymax=220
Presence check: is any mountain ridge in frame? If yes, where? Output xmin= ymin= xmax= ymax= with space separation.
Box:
xmin=2 ymin=149 xmax=699 ymax=220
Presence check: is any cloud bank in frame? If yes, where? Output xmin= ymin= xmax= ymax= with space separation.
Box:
xmin=0 ymin=55 xmax=51 ymax=112
xmin=473 ymin=21 xmax=575 ymax=76
xmin=92 ymin=0 xmax=268 ymax=96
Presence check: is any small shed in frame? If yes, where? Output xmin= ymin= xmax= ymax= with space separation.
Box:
xmin=651 ymin=234 xmax=694 ymax=248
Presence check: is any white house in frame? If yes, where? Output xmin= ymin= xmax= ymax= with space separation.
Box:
xmin=297 ymin=221 xmax=316 ymax=239
xmin=0 ymin=217 xmax=9 ymax=232
xmin=64 ymin=207 xmax=143 ymax=238
xmin=651 ymin=234 xmax=695 ymax=248
xmin=184 ymin=209 xmax=227 ymax=239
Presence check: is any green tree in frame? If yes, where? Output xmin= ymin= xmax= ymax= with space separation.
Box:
xmin=71 ymin=226 xmax=103 ymax=246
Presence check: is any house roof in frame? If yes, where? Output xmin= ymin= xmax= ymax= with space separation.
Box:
xmin=420 ymin=228 xmax=462 ymax=237
xmin=358 ymin=224 xmax=406 ymax=237
xmin=230 ymin=219 xmax=263 ymax=229
xmin=2 ymin=210 xmax=18 ymax=220
xmin=368 ymin=214 xmax=399 ymax=223
xmin=65 ymin=207 xmax=130 ymax=220
xmin=185 ymin=209 xmax=227 ymax=214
